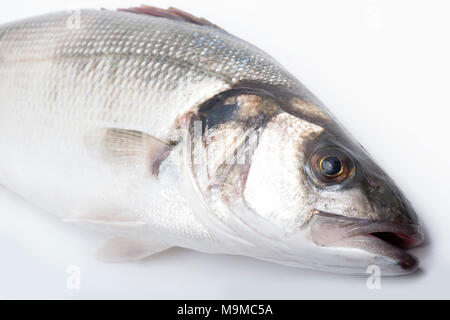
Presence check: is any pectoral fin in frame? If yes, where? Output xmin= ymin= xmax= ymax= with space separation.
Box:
xmin=84 ymin=128 xmax=173 ymax=176
xmin=96 ymin=237 xmax=171 ymax=262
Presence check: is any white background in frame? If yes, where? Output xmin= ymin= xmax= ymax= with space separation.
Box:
xmin=0 ymin=0 xmax=448 ymax=299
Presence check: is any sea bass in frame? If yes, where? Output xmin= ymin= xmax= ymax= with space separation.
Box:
xmin=0 ymin=6 xmax=424 ymax=275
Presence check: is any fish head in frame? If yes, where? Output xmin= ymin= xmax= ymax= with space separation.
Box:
xmin=185 ymin=90 xmax=424 ymax=275
xmin=300 ymin=126 xmax=424 ymax=275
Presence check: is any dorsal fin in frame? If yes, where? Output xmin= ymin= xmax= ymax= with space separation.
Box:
xmin=118 ymin=5 xmax=225 ymax=32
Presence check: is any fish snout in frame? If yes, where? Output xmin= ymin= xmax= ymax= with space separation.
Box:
xmin=364 ymin=176 xmax=419 ymax=225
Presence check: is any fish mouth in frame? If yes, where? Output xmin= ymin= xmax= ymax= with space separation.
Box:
xmin=311 ymin=211 xmax=425 ymax=274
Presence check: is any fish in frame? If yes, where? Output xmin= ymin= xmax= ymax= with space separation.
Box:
xmin=0 ymin=6 xmax=424 ymax=275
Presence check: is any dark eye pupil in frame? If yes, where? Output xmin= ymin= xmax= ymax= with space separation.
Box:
xmin=321 ymin=156 xmax=342 ymax=176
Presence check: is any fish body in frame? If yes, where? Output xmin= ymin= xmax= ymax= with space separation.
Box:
xmin=0 ymin=7 xmax=424 ymax=274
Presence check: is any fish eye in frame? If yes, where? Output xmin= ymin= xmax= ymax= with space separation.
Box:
xmin=320 ymin=156 xmax=343 ymax=177
xmin=309 ymin=148 xmax=354 ymax=186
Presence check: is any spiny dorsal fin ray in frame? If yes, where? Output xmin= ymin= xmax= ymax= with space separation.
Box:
xmin=118 ymin=5 xmax=226 ymax=32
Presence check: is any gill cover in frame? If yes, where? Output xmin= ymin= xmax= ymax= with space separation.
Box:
xmin=178 ymin=87 xmax=327 ymax=254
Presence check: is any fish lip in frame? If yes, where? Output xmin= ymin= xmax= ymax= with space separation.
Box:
xmin=316 ymin=211 xmax=425 ymax=249
xmin=343 ymin=218 xmax=424 ymax=250
xmin=311 ymin=211 xmax=425 ymax=273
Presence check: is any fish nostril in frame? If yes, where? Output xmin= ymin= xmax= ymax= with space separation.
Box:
xmin=366 ymin=178 xmax=384 ymax=192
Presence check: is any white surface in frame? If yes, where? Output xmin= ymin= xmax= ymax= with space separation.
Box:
xmin=0 ymin=0 xmax=448 ymax=299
